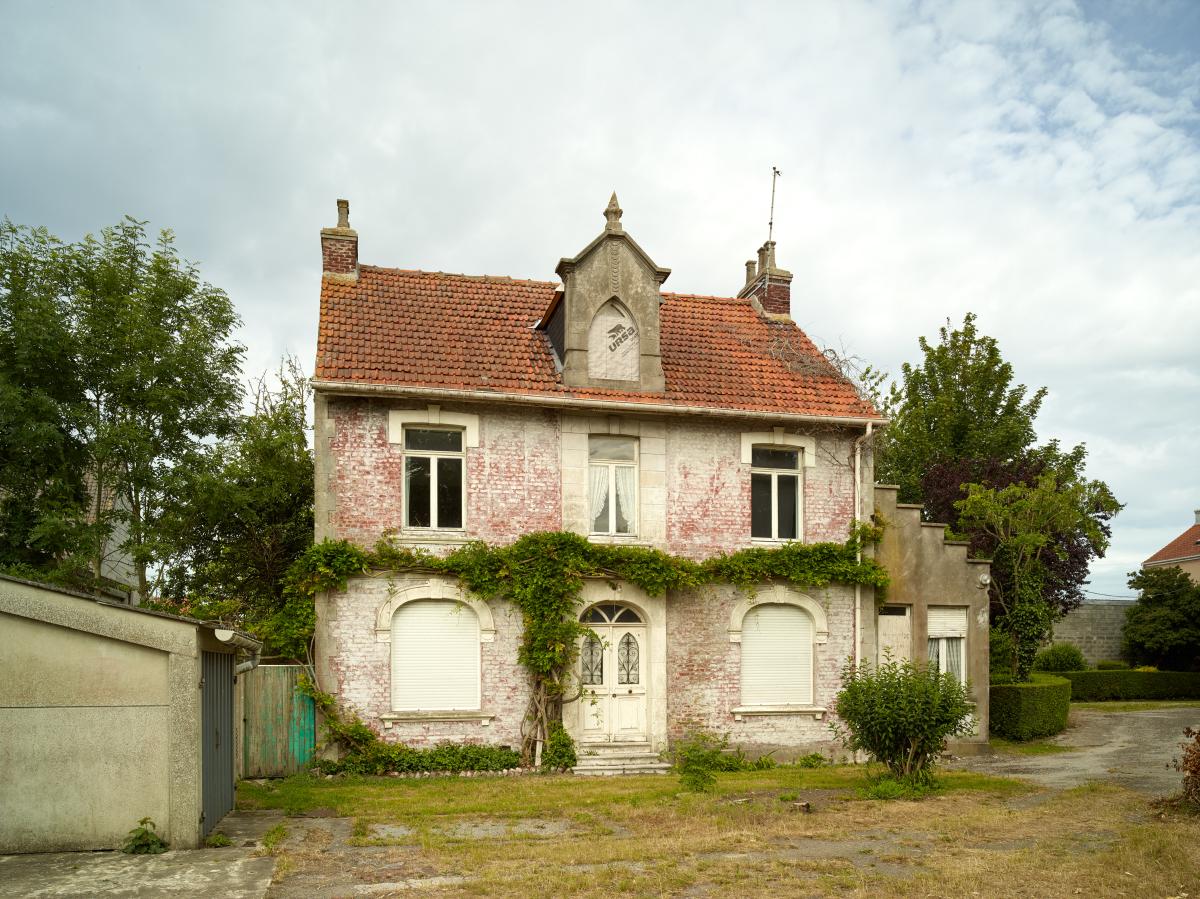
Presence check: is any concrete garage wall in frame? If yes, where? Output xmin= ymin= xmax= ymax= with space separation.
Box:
xmin=0 ymin=577 xmax=227 ymax=853
xmin=1052 ymin=600 xmax=1135 ymax=666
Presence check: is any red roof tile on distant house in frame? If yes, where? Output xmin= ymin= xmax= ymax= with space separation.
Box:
xmin=314 ymin=266 xmax=881 ymax=420
xmin=1144 ymin=522 xmax=1200 ymax=565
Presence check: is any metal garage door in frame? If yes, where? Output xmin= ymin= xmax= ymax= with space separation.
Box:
xmin=200 ymin=651 xmax=235 ymax=837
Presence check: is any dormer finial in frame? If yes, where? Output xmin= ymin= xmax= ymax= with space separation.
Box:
xmin=604 ymin=192 xmax=623 ymax=232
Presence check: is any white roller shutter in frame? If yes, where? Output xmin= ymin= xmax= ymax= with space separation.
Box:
xmin=927 ymin=607 xmax=968 ymax=638
xmin=740 ymin=604 xmax=814 ymax=706
xmin=391 ymin=600 xmax=480 ymax=711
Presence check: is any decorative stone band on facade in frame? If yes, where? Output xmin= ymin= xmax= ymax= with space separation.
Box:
xmin=727 ymin=583 xmax=830 ymax=645
xmin=373 ymin=576 xmax=496 ymax=643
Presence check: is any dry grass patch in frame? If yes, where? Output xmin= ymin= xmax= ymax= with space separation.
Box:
xmin=239 ymin=768 xmax=1200 ymax=897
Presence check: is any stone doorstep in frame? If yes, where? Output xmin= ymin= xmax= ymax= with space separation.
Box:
xmin=572 ymin=743 xmax=671 ymax=775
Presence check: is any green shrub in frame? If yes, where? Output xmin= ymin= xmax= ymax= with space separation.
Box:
xmin=1096 ymin=659 xmax=1129 ymax=670
xmin=315 ymin=740 xmax=521 ymax=776
xmin=795 ymin=752 xmax=826 ymax=769
xmin=831 ymin=656 xmax=974 ymax=786
xmin=541 ymin=723 xmax=577 ymax=772
xmin=1033 ymin=642 xmax=1087 ymax=672
xmin=670 ymin=731 xmax=727 ymax=792
xmin=989 ymin=673 xmax=1071 ymax=741
xmin=1061 ymin=670 xmax=1200 ymax=702
xmin=121 ymin=817 xmax=169 ymax=854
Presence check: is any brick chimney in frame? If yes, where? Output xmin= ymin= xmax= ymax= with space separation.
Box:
xmin=737 ymin=240 xmax=792 ymax=316
xmin=321 ymin=198 xmax=358 ymax=278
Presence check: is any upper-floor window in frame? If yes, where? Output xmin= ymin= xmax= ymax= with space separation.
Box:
xmin=751 ymin=446 xmax=800 ymax=540
xmin=589 ymin=435 xmax=637 ymax=536
xmin=404 ymin=428 xmax=464 ymax=529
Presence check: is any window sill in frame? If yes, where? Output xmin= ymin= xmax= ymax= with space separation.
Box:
xmin=731 ymin=706 xmax=827 ymax=722
xmin=390 ymin=530 xmax=469 ymax=544
xmin=587 ymin=534 xmax=646 ymax=545
xmin=381 ymin=711 xmax=494 ymax=727
xmin=750 ymin=537 xmax=804 ymax=547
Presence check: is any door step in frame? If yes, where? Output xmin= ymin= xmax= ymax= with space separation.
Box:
xmin=572 ymin=744 xmax=672 ymax=776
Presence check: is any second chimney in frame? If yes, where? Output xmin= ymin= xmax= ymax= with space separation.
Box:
xmin=737 ymin=240 xmax=792 ymax=316
xmin=321 ymin=198 xmax=358 ymax=278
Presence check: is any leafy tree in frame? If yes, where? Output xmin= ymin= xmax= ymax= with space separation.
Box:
xmin=955 ymin=473 xmax=1117 ymax=679
xmin=921 ymin=443 xmax=1119 ymax=619
xmin=159 ymin=359 xmax=314 ymax=647
xmin=1123 ymin=567 xmax=1200 ymax=672
xmin=0 ymin=223 xmax=93 ymax=574
xmin=68 ymin=218 xmax=244 ymax=599
xmin=875 ymin=312 xmax=1046 ymax=504
xmin=876 ymin=313 xmax=1121 ymax=678
xmin=0 ymin=217 xmax=244 ymax=600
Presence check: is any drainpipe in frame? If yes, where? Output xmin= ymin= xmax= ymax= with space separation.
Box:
xmin=214 ymin=628 xmax=262 ymax=675
xmin=851 ymin=422 xmax=874 ymax=671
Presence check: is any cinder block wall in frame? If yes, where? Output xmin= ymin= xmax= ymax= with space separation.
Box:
xmin=1052 ymin=601 xmax=1134 ymax=666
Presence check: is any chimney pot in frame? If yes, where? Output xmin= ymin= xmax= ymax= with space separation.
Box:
xmin=745 ymin=259 xmax=757 ymax=286
xmin=1194 ymin=509 xmax=1200 ymax=525
xmin=757 ymin=243 xmax=770 ymax=272
xmin=337 ymin=198 xmax=350 ymax=229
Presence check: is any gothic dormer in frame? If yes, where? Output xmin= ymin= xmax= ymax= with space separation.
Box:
xmin=554 ymin=194 xmax=670 ymax=391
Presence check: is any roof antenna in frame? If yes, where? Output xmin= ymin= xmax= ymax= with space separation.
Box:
xmin=764 ymin=166 xmax=781 ymax=305
xmin=768 ymin=165 xmax=782 ymax=244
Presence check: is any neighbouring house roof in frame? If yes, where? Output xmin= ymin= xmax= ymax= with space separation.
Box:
xmin=314 ymin=266 xmax=881 ymax=420
xmin=1144 ymin=521 xmax=1200 ymax=566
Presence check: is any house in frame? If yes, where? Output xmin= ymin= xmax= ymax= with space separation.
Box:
xmin=1143 ymin=510 xmax=1200 ymax=582
xmin=310 ymin=196 xmax=989 ymax=767
xmin=0 ymin=574 xmax=260 ymax=851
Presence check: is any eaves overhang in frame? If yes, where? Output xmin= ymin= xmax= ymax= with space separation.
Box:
xmin=310 ymin=378 xmax=888 ymax=429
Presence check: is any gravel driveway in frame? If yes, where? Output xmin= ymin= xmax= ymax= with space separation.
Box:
xmin=950 ymin=705 xmax=1200 ymax=794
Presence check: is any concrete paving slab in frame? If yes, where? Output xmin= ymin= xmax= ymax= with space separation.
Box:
xmin=0 ymin=848 xmax=275 ymax=898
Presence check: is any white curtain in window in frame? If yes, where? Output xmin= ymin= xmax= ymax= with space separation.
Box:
xmin=927 ymin=638 xmax=940 ymax=672
xmin=946 ymin=637 xmax=964 ymax=683
xmin=589 ymin=465 xmax=610 ymax=531
xmin=613 ymin=465 xmax=636 ymax=532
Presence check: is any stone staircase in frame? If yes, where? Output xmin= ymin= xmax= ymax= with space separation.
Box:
xmin=572 ymin=742 xmax=672 ymax=776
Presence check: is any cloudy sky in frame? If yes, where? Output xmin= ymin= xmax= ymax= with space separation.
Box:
xmin=3 ymin=0 xmax=1197 ymax=597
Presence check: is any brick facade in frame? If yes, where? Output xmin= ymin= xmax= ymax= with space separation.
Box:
xmin=315 ymin=395 xmax=867 ymax=753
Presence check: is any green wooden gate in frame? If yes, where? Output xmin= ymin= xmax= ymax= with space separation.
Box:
xmin=242 ymin=665 xmax=316 ymax=777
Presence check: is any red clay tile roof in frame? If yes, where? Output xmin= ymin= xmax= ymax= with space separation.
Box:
xmin=315 ymin=266 xmax=881 ymax=420
xmin=1145 ymin=523 xmax=1200 ymax=565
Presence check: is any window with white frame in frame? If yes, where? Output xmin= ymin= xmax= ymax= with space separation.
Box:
xmin=740 ymin=603 xmax=814 ymax=706
xmin=927 ymin=606 xmax=967 ymax=685
xmin=391 ymin=600 xmax=480 ymax=710
xmin=750 ymin=446 xmax=801 ymax=540
xmin=589 ymin=435 xmax=637 ymax=536
xmin=404 ymin=428 xmax=464 ymax=529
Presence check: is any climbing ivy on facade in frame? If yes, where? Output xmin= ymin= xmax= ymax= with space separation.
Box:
xmin=282 ymin=526 xmax=887 ymax=763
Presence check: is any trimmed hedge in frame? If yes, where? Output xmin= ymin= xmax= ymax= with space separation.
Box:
xmin=1062 ymin=670 xmax=1200 ymax=702
xmin=990 ymin=674 xmax=1071 ymax=741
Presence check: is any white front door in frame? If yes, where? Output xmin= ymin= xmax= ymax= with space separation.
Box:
xmin=578 ymin=603 xmax=647 ymax=743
